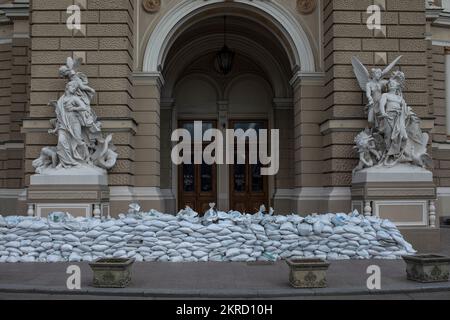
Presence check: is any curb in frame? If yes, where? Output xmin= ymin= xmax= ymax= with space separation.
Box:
xmin=0 ymin=284 xmax=449 ymax=298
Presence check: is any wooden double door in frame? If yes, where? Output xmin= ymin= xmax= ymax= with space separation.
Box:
xmin=178 ymin=120 xmax=269 ymax=214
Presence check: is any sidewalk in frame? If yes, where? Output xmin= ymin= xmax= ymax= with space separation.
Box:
xmin=0 ymin=229 xmax=449 ymax=300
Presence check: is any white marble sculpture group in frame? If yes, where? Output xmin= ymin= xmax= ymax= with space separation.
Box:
xmin=33 ymin=57 xmax=117 ymax=174
xmin=352 ymin=56 xmax=432 ymax=172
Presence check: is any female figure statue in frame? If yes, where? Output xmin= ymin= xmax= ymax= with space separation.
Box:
xmin=33 ymin=57 xmax=117 ymax=173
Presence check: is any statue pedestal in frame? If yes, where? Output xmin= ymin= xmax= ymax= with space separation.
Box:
xmin=27 ymin=167 xmax=110 ymax=218
xmin=352 ymin=164 xmax=440 ymax=252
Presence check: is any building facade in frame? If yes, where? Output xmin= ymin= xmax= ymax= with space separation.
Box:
xmin=0 ymin=0 xmax=450 ymax=247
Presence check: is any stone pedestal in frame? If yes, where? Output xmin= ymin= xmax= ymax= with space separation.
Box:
xmin=27 ymin=168 xmax=110 ymax=218
xmin=351 ymin=164 xmax=436 ymax=227
xmin=352 ymin=164 xmax=439 ymax=251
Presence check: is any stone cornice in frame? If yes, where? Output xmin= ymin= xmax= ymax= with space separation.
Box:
xmin=272 ymin=98 xmax=294 ymax=109
xmin=289 ymin=71 xmax=325 ymax=88
xmin=0 ymin=1 xmax=29 ymax=22
xmin=320 ymin=119 xmax=435 ymax=135
xmin=132 ymin=72 xmax=165 ymax=89
xmin=21 ymin=118 xmax=138 ymax=135
xmin=426 ymin=1 xmax=450 ymax=26
xmin=433 ymin=11 xmax=450 ymax=26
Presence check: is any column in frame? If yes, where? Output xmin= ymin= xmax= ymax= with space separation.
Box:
xmin=291 ymin=72 xmax=326 ymax=214
xmin=446 ymin=48 xmax=450 ymax=135
xmin=132 ymin=72 xmax=164 ymax=211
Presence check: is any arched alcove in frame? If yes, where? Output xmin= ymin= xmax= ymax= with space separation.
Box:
xmin=141 ymin=0 xmax=316 ymax=212
xmin=142 ymin=0 xmax=317 ymax=73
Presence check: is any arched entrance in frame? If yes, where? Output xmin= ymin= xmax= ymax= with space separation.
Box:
xmin=141 ymin=0 xmax=318 ymax=213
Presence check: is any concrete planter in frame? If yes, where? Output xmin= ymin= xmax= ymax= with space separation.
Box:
xmin=89 ymin=258 xmax=135 ymax=288
xmin=402 ymin=254 xmax=450 ymax=283
xmin=286 ymin=258 xmax=330 ymax=288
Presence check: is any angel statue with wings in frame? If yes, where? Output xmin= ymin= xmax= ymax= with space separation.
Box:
xmin=32 ymin=57 xmax=117 ymax=174
xmin=352 ymin=56 xmax=402 ymax=127
xmin=351 ymin=56 xmax=432 ymax=172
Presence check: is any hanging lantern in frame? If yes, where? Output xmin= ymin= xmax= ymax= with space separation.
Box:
xmin=216 ymin=16 xmax=235 ymax=75
xmin=217 ymin=45 xmax=235 ymax=75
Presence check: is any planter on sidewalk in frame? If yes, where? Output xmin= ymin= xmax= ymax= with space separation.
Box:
xmin=286 ymin=258 xmax=330 ymax=288
xmin=402 ymin=254 xmax=450 ymax=283
xmin=89 ymin=258 xmax=135 ymax=288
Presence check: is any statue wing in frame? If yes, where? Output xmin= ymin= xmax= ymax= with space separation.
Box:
xmin=382 ymin=55 xmax=402 ymax=76
xmin=351 ymin=56 xmax=370 ymax=92
xmin=66 ymin=57 xmax=74 ymax=70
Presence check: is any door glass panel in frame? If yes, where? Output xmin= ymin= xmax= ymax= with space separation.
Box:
xmin=233 ymin=122 xmax=264 ymax=134
xmin=234 ymin=164 xmax=246 ymax=192
xmin=183 ymin=163 xmax=195 ymax=192
xmin=200 ymin=163 xmax=212 ymax=192
xmin=251 ymin=163 xmax=263 ymax=192
xmin=182 ymin=122 xmax=213 ymax=136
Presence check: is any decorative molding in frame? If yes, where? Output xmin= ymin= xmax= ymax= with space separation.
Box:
xmin=273 ymin=98 xmax=294 ymax=109
xmin=28 ymin=191 xmax=99 ymax=200
xmin=0 ymin=142 xmax=24 ymax=150
xmin=22 ymin=118 xmax=137 ymax=135
xmin=35 ymin=203 xmax=91 ymax=218
xmin=296 ymin=0 xmax=317 ymax=15
xmin=432 ymin=142 xmax=450 ymax=150
xmin=373 ymin=200 xmax=428 ymax=227
xmin=142 ymin=0 xmax=161 ymax=13
xmin=110 ymin=187 xmax=175 ymax=201
xmin=290 ymin=71 xmax=325 ymax=88
xmin=320 ymin=120 xmax=367 ymax=134
xmin=0 ymin=38 xmax=12 ymax=44
xmin=274 ymin=187 xmax=351 ymax=201
xmin=432 ymin=40 xmax=450 ymax=47
xmin=0 ymin=189 xmax=23 ymax=198
xmin=321 ymin=119 xmax=434 ymax=135
xmin=437 ymin=187 xmax=450 ymax=196
xmin=0 ymin=1 xmax=29 ymax=22
xmin=132 ymin=71 xmax=165 ymax=89
xmin=142 ymin=0 xmax=316 ymax=73
xmin=160 ymin=98 xmax=175 ymax=110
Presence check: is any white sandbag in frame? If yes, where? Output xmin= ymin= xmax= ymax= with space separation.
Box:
xmin=230 ymin=254 xmax=250 ymax=262
xmin=108 ymin=236 xmax=123 ymax=243
xmin=144 ymin=220 xmax=169 ymax=229
xmin=225 ymin=248 xmax=240 ymax=258
xmin=179 ymin=227 xmax=194 ymax=235
xmin=313 ymin=221 xmax=324 ymax=235
xmin=297 ymin=223 xmax=312 ymax=236
xmin=280 ymin=222 xmax=296 ymax=233
xmin=68 ymin=252 xmax=82 ymax=262
xmin=5 ymin=241 xmax=20 ymax=248
xmin=63 ymin=234 xmax=79 ymax=243
xmin=343 ymin=225 xmax=365 ymax=235
xmin=91 ymin=244 xmax=109 ymax=252
xmin=250 ymin=224 xmax=265 ymax=234
xmin=113 ymin=250 xmax=127 ymax=258
xmin=341 ymin=249 xmax=356 ymax=256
